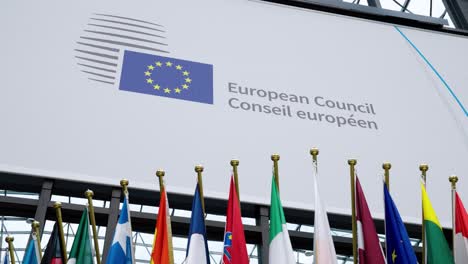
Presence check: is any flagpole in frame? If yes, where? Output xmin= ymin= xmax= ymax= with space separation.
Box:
xmin=85 ymin=189 xmax=102 ymax=264
xmin=54 ymin=201 xmax=68 ymax=263
xmin=6 ymin=236 xmax=15 ymax=264
xmin=32 ymin=221 xmax=42 ymax=259
xmin=383 ymin=163 xmax=391 ymax=191
xmin=230 ymin=159 xmax=241 ymax=203
xmin=449 ymin=175 xmax=458 ymax=256
xmin=420 ymin=164 xmax=428 ymax=264
xmin=310 ymin=148 xmax=319 ymax=168
xmin=348 ymin=159 xmax=358 ymax=264
xmin=383 ymin=162 xmax=391 ymax=262
xmin=195 ymin=165 xmax=206 ymax=215
xmin=156 ymin=169 xmax=175 ymax=264
xmin=271 ymin=154 xmax=280 ymax=191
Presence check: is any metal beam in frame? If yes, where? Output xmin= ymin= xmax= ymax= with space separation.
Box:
xmin=102 ymin=188 xmax=121 ymax=264
xmin=34 ymin=180 xmax=53 ymax=236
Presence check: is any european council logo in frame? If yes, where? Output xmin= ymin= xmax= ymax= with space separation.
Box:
xmin=120 ymin=51 xmax=213 ymax=104
xmin=75 ymin=14 xmax=213 ymax=105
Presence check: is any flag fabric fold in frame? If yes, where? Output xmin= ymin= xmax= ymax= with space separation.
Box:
xmin=421 ymin=183 xmax=454 ymax=264
xmin=23 ymin=234 xmax=41 ymax=264
xmin=41 ymin=223 xmax=65 ymax=264
xmin=222 ymin=176 xmax=249 ymax=264
xmin=67 ymin=207 xmax=94 ymax=264
xmin=384 ymin=183 xmax=417 ymax=264
xmin=355 ymin=177 xmax=385 ymax=264
xmin=3 ymin=248 xmax=9 ymax=264
xmin=105 ymin=195 xmax=134 ymax=264
xmin=312 ymin=168 xmax=338 ymax=264
xmin=184 ymin=184 xmax=210 ymax=264
xmin=268 ymin=175 xmax=295 ymax=264
xmin=151 ymin=186 xmax=174 ymax=264
xmin=454 ymin=192 xmax=468 ymax=263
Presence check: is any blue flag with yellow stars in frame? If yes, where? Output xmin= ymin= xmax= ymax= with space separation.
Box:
xmin=119 ymin=51 xmax=213 ymax=104
xmin=384 ymin=183 xmax=418 ymax=264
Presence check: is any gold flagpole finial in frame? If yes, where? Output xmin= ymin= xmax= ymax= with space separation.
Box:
xmin=310 ymin=148 xmax=319 ymax=162
xmin=449 ymin=175 xmax=458 ymax=189
xmin=383 ymin=162 xmax=391 ymax=190
xmin=230 ymin=160 xmax=241 ymax=202
xmin=156 ymin=169 xmax=165 ymax=192
xmin=348 ymin=159 xmax=357 ymax=166
xmin=85 ymin=189 xmax=101 ymax=264
xmin=31 ymin=221 xmax=42 ymax=259
xmin=195 ymin=165 xmax=206 ymax=215
xmin=120 ymin=179 xmax=129 ymax=194
xmin=271 ymin=154 xmax=280 ymax=191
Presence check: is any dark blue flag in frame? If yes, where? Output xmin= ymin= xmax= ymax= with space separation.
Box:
xmin=119 ymin=51 xmax=213 ymax=104
xmin=384 ymin=183 xmax=418 ymax=264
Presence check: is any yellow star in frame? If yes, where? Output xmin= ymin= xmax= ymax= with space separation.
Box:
xmin=153 ymin=84 xmax=160 ymax=90
xmin=148 ymin=65 xmax=155 ymax=70
xmin=392 ymin=250 xmax=397 ymax=263
xmin=185 ymin=78 xmax=192 ymax=83
xmin=166 ymin=61 xmax=172 ymax=67
xmin=174 ymin=88 xmax=181 ymax=94
xmin=229 ymin=234 xmax=232 ymax=239
xmin=146 ymin=78 xmax=153 ymax=84
xmin=176 ymin=65 xmax=182 ymax=70
xmin=155 ymin=61 xmax=162 ymax=67
xmin=164 ymin=88 xmax=171 ymax=93
xmin=182 ymin=84 xmax=189 ymax=89
xmin=182 ymin=71 xmax=189 ymax=76
xmin=144 ymin=71 xmax=151 ymax=76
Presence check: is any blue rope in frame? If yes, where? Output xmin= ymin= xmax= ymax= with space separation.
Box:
xmin=394 ymin=26 xmax=468 ymax=117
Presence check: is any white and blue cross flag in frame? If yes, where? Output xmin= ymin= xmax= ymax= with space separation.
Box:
xmin=105 ymin=195 xmax=134 ymax=264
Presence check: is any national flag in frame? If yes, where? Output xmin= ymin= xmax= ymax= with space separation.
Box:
xmin=3 ymin=248 xmax=9 ymax=264
xmin=105 ymin=195 xmax=134 ymax=264
xmin=41 ymin=223 xmax=65 ymax=264
xmin=150 ymin=186 xmax=174 ymax=264
xmin=67 ymin=207 xmax=94 ymax=264
xmin=421 ymin=183 xmax=454 ymax=263
xmin=222 ymin=176 xmax=249 ymax=264
xmin=23 ymin=234 xmax=41 ymax=264
xmin=454 ymin=192 xmax=468 ymax=263
xmin=384 ymin=183 xmax=417 ymax=264
xmin=119 ymin=51 xmax=213 ymax=104
xmin=183 ymin=184 xmax=210 ymax=264
xmin=312 ymin=169 xmax=338 ymax=264
xmin=355 ymin=177 xmax=385 ymax=264
xmin=269 ymin=175 xmax=295 ymax=264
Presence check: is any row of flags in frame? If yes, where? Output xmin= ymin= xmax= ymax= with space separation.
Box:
xmin=4 ymin=165 xmax=468 ymax=263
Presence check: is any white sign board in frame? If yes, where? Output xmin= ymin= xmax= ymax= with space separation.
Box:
xmin=1 ymin=0 xmax=468 ymax=226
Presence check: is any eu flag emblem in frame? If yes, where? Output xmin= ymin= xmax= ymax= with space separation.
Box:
xmin=119 ymin=51 xmax=213 ymax=104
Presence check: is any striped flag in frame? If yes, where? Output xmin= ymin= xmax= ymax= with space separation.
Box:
xmin=355 ymin=177 xmax=385 ymax=264
xmin=150 ymin=186 xmax=174 ymax=264
xmin=268 ymin=174 xmax=295 ymax=264
xmin=312 ymin=169 xmax=338 ymax=264
xmin=454 ymin=192 xmax=468 ymax=263
xmin=41 ymin=223 xmax=65 ymax=264
xmin=222 ymin=176 xmax=249 ymax=264
xmin=421 ymin=183 xmax=454 ymax=263
xmin=183 ymin=184 xmax=210 ymax=264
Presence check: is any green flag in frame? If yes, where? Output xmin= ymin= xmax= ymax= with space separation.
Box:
xmin=67 ymin=207 xmax=94 ymax=264
xmin=269 ymin=175 xmax=295 ymax=264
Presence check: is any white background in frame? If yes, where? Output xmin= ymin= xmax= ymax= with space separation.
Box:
xmin=1 ymin=0 xmax=468 ymax=227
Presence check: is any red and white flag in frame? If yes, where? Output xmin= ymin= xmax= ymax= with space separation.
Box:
xmin=455 ymin=192 xmax=468 ymax=263
xmin=355 ymin=177 xmax=385 ymax=264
